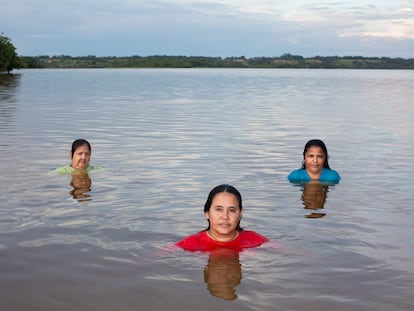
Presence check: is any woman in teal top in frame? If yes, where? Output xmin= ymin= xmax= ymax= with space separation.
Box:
xmin=288 ymin=139 xmax=340 ymax=184
xmin=55 ymin=139 xmax=100 ymax=174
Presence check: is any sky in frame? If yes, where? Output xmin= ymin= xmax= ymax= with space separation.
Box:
xmin=1 ymin=0 xmax=414 ymax=58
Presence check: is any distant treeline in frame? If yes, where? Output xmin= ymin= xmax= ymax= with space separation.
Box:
xmin=19 ymin=53 xmax=414 ymax=69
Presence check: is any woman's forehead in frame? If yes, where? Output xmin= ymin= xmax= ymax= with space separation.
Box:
xmin=212 ymin=192 xmax=240 ymax=206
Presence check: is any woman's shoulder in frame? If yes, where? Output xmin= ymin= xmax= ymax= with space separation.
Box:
xmin=320 ymin=168 xmax=341 ymax=182
xmin=87 ymin=165 xmax=102 ymax=172
xmin=288 ymin=168 xmax=309 ymax=182
xmin=54 ymin=165 xmax=75 ymax=175
xmin=175 ymin=231 xmax=207 ymax=249
xmin=239 ymin=230 xmax=269 ymax=246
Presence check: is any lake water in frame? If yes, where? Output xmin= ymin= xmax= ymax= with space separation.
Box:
xmin=1 ymin=68 xmax=413 ymax=311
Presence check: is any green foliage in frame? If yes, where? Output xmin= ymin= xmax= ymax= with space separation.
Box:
xmin=19 ymin=56 xmax=43 ymax=68
xmin=0 ymin=34 xmax=21 ymax=73
xmin=17 ymin=53 xmax=414 ymax=70
xmin=1 ymin=33 xmax=412 ymax=70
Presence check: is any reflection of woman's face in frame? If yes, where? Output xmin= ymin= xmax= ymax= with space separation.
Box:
xmin=302 ymin=182 xmax=327 ymax=209
xmin=304 ymin=146 xmax=326 ymax=178
xmin=70 ymin=144 xmax=91 ymax=170
xmin=204 ymin=251 xmax=241 ymax=300
xmin=71 ymin=172 xmax=91 ymax=190
xmin=205 ymin=192 xmax=242 ymax=242
xmin=70 ymin=172 xmax=92 ymax=201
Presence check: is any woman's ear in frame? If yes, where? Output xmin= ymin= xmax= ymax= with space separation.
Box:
xmin=204 ymin=212 xmax=209 ymax=220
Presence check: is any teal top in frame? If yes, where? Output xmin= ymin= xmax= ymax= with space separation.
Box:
xmin=288 ymin=167 xmax=341 ymax=184
xmin=54 ymin=165 xmax=101 ymax=175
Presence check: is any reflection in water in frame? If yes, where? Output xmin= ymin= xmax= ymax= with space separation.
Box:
xmin=70 ymin=171 xmax=92 ymax=202
xmin=301 ymin=181 xmax=329 ymax=218
xmin=0 ymin=73 xmax=20 ymax=100
xmin=203 ymin=249 xmax=242 ymax=300
xmin=0 ymin=73 xmax=20 ymax=131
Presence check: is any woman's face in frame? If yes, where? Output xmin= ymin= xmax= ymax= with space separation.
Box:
xmin=70 ymin=144 xmax=91 ymax=170
xmin=304 ymin=146 xmax=326 ymax=177
xmin=205 ymin=192 xmax=242 ymax=242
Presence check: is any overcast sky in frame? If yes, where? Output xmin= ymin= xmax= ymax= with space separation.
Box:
xmin=1 ymin=0 xmax=413 ymax=58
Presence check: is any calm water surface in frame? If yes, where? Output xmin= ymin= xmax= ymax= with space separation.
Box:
xmin=1 ymin=68 xmax=413 ymax=311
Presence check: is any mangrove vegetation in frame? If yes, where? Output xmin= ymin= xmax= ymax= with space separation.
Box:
xmin=18 ymin=54 xmax=414 ymax=70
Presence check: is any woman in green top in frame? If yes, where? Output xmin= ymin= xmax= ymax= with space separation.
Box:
xmin=55 ymin=139 xmax=99 ymax=174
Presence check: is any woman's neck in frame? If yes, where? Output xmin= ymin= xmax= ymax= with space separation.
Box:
xmin=206 ymin=230 xmax=239 ymax=242
xmin=306 ymin=168 xmax=323 ymax=180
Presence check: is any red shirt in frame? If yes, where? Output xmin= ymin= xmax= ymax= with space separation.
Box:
xmin=175 ymin=230 xmax=269 ymax=252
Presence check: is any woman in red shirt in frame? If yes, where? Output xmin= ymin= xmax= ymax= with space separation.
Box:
xmin=176 ymin=184 xmax=268 ymax=252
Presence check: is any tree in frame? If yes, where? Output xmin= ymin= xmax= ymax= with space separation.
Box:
xmin=0 ymin=34 xmax=21 ymax=73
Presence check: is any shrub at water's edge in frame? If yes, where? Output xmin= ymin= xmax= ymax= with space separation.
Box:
xmin=0 ymin=34 xmax=21 ymax=74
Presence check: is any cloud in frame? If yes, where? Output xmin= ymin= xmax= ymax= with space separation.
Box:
xmin=1 ymin=0 xmax=413 ymax=57
xmin=278 ymin=2 xmax=414 ymax=41
xmin=339 ymin=12 xmax=414 ymax=40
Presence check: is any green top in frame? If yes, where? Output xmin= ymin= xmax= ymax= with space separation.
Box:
xmin=54 ymin=165 xmax=101 ymax=175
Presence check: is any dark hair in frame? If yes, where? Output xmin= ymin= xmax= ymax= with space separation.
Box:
xmin=301 ymin=139 xmax=330 ymax=169
xmin=71 ymin=139 xmax=91 ymax=158
xmin=204 ymin=184 xmax=243 ymax=231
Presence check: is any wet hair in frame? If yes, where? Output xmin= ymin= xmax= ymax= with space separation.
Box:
xmin=71 ymin=139 xmax=91 ymax=158
xmin=301 ymin=139 xmax=330 ymax=169
xmin=204 ymin=184 xmax=243 ymax=231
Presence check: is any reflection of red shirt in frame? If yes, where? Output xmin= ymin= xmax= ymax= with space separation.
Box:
xmin=175 ymin=230 xmax=268 ymax=252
